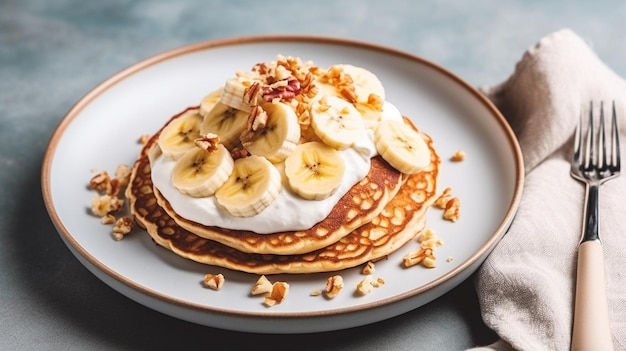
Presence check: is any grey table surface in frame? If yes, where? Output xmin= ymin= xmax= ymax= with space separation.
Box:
xmin=2 ymin=1 xmax=625 ymax=350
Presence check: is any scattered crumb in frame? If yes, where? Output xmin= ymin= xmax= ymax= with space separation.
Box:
xmin=112 ymin=216 xmax=134 ymax=240
xmin=402 ymin=248 xmax=436 ymax=268
xmin=324 ymin=275 xmax=344 ymax=299
xmin=203 ymin=273 xmax=225 ymax=291
xmin=263 ymin=281 xmax=289 ymax=307
xmin=139 ymin=134 xmax=151 ymax=145
xmin=361 ymin=261 xmax=375 ymax=275
xmin=310 ymin=289 xmax=323 ymax=297
xmin=443 ymin=197 xmax=460 ymax=222
xmin=450 ymin=149 xmax=466 ymax=162
xmin=251 ymin=275 xmax=273 ymax=295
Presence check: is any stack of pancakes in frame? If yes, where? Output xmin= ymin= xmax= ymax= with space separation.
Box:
xmin=126 ymin=115 xmax=440 ymax=275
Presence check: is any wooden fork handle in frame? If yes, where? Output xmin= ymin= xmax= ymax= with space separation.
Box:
xmin=571 ymin=241 xmax=614 ymax=351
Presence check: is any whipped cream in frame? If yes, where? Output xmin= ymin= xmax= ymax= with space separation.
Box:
xmin=151 ymin=101 xmax=403 ymax=234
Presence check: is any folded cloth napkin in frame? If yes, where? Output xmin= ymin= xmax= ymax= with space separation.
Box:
xmin=469 ymin=29 xmax=626 ymax=351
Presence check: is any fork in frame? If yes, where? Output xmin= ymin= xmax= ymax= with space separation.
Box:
xmin=570 ymin=101 xmax=619 ymax=351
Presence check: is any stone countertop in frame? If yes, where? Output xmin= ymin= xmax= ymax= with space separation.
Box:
xmin=2 ymin=1 xmax=624 ymax=349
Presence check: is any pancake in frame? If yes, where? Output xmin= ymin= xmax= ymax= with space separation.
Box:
xmin=125 ymin=119 xmax=440 ymax=274
xmin=143 ymin=111 xmax=404 ymax=255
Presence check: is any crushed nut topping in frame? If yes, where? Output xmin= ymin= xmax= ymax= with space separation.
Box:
xmin=251 ymin=275 xmax=273 ymax=295
xmin=91 ymin=194 xmax=124 ymax=217
xmin=450 ymin=149 xmax=466 ymax=162
xmin=264 ymin=281 xmax=289 ymax=307
xmin=443 ymin=197 xmax=460 ymax=222
xmin=356 ymin=276 xmax=374 ymax=296
xmin=230 ymin=147 xmax=250 ymax=160
xmin=362 ymin=261 xmax=376 ymax=275
xmin=402 ymin=248 xmax=436 ymax=268
xmin=310 ymin=289 xmax=323 ymax=297
xmin=247 ymin=106 xmax=268 ymax=132
xmin=194 ymin=133 xmax=220 ymax=153
xmin=417 ymin=228 xmax=443 ymax=250
xmin=112 ymin=216 xmax=134 ymax=240
xmin=324 ymin=275 xmax=344 ymax=299
xmin=434 ymin=187 xmax=454 ymax=209
xmin=138 ymin=134 xmax=151 ymax=145
xmin=88 ymin=164 xmax=135 ymax=240
xmin=203 ymin=273 xmax=225 ymax=291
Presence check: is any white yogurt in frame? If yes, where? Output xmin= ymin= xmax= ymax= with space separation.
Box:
xmin=151 ymin=101 xmax=403 ymax=233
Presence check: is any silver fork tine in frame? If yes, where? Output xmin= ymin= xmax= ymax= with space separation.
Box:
xmin=584 ymin=101 xmax=595 ymax=171
xmin=611 ymin=101 xmax=621 ymax=173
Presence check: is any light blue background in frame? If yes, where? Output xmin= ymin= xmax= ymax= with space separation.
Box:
xmin=2 ymin=1 xmax=624 ymax=349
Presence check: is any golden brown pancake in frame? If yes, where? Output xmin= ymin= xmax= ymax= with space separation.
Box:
xmin=126 ymin=118 xmax=440 ymax=274
xmin=145 ymin=110 xmax=404 ymax=255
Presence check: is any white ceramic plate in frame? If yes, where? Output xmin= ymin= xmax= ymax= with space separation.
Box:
xmin=42 ymin=36 xmax=523 ymax=334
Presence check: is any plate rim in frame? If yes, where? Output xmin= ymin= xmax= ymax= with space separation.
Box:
xmin=41 ymin=34 xmax=524 ymax=322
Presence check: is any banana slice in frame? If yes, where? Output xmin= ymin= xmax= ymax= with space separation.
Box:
xmin=284 ymin=141 xmax=345 ymax=200
xmin=337 ymin=64 xmax=385 ymax=103
xmin=158 ymin=108 xmax=204 ymax=160
xmin=220 ymin=77 xmax=254 ymax=113
xmin=215 ymin=155 xmax=282 ymax=217
xmin=240 ymin=102 xmax=300 ymax=163
xmin=200 ymin=101 xmax=249 ymax=150
xmin=310 ymin=95 xmax=366 ymax=149
xmin=374 ymin=120 xmax=430 ymax=174
xmin=199 ymin=89 xmax=223 ymax=117
xmin=171 ymin=137 xmax=234 ymax=198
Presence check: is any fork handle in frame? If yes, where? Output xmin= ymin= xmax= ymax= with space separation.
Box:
xmin=571 ymin=241 xmax=614 ymax=351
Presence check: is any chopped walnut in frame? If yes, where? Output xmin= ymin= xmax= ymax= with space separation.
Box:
xmin=310 ymin=289 xmax=323 ymax=297
xmin=373 ymin=277 xmax=385 ymax=287
xmin=356 ymin=275 xmax=374 ymax=296
xmin=101 ymin=214 xmax=116 ymax=225
xmin=112 ymin=216 xmax=134 ymax=240
xmin=251 ymin=275 xmax=273 ymax=295
xmin=450 ymin=149 xmax=466 ymax=162
xmin=194 ymin=133 xmax=220 ymax=153
xmin=362 ymin=261 xmax=375 ymax=275
xmin=434 ymin=187 xmax=454 ymax=209
xmin=89 ymin=167 xmax=128 ymax=197
xmin=91 ymin=194 xmax=124 ymax=217
xmin=443 ymin=197 xmax=461 ymax=222
xmin=417 ymin=229 xmax=443 ymax=250
xmin=263 ymin=281 xmax=289 ymax=307
xmin=138 ymin=134 xmax=151 ymax=145
xmin=324 ymin=275 xmax=344 ymax=299
xmin=402 ymin=248 xmax=436 ymax=268
xmin=203 ymin=273 xmax=225 ymax=291
xmin=230 ymin=148 xmax=249 ymax=160
xmin=114 ymin=164 xmax=132 ymax=187
xmin=89 ymin=170 xmax=110 ymax=192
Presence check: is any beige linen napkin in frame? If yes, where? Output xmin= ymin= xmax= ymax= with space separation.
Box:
xmin=470 ymin=29 xmax=626 ymax=351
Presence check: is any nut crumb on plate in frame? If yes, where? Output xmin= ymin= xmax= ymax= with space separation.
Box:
xmin=324 ymin=275 xmax=344 ymax=299
xmin=263 ymin=281 xmax=289 ymax=307
xmin=450 ymin=149 xmax=466 ymax=162
xmin=203 ymin=273 xmax=225 ymax=291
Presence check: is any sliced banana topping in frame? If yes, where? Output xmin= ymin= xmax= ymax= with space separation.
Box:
xmin=240 ymin=102 xmax=300 ymax=163
xmin=158 ymin=108 xmax=203 ymax=160
xmin=171 ymin=135 xmax=234 ymax=198
xmin=220 ymin=77 xmax=255 ymax=112
xmin=200 ymin=101 xmax=249 ymax=150
xmin=374 ymin=120 xmax=430 ymax=174
xmin=199 ymin=88 xmax=223 ymax=118
xmin=284 ymin=141 xmax=345 ymax=200
xmin=310 ymin=95 xmax=366 ymax=149
xmin=337 ymin=64 xmax=385 ymax=103
xmin=215 ymin=155 xmax=282 ymax=217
